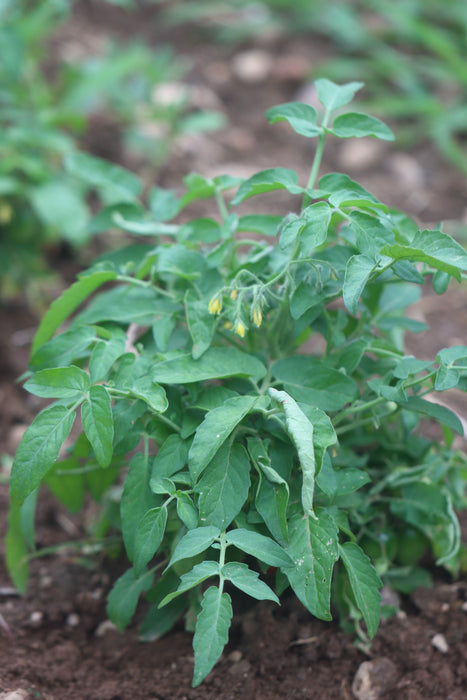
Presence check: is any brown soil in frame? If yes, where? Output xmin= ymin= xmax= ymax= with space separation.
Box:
xmin=1 ymin=3 xmax=467 ymax=698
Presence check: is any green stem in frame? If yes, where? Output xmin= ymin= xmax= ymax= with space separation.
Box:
xmin=215 ymin=189 xmax=229 ymax=222
xmin=302 ymin=109 xmax=331 ymax=210
xmin=218 ymin=531 xmax=227 ymax=592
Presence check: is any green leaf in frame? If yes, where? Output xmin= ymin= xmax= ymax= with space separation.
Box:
xmin=5 ymin=501 xmax=30 ymax=593
xmin=106 ymin=568 xmax=154 ymax=632
xmin=159 ymin=561 xmax=220 ymax=607
xmin=45 ymin=457 xmax=85 ymax=512
xmin=66 ymin=151 xmax=143 ymax=201
xmin=76 ymin=285 xmax=172 ymax=325
xmin=130 ymin=378 xmax=168 ymax=413
xmin=192 ymin=586 xmax=233 ymax=687
xmin=269 ymin=389 xmax=316 ymax=517
xmin=89 ymin=334 xmax=126 ymax=383
xmin=249 ymin=438 xmax=289 ymax=545
xmin=343 ymin=255 xmax=375 ymax=315
xmin=331 ymin=112 xmax=394 ymax=141
xmin=189 ymin=396 xmax=257 ymax=481
xmin=81 ymin=385 xmax=113 ymax=468
xmin=285 ymin=510 xmax=339 ymax=621
xmin=435 ymin=366 xmax=460 ymax=391
xmin=152 ymin=347 xmax=266 ymax=384
xmin=151 ymin=434 xmax=189 ymax=481
xmin=168 ymin=526 xmax=220 ymax=569
xmin=32 ymin=269 xmax=117 ymax=354
xmin=271 ymin=356 xmax=358 ymax=411
xmin=185 ymin=290 xmax=216 ymax=359
xmin=266 ymin=102 xmax=321 ymax=137
xmin=231 ymin=168 xmax=304 ymax=205
xmin=299 ymin=201 xmax=331 ymax=255
xmin=176 ymin=492 xmax=199 ymax=530
xmin=319 ymin=173 xmax=384 ymax=209
xmin=222 ymin=562 xmax=279 ymax=603
xmin=437 ymin=346 xmax=467 ymax=365
xmin=133 ymin=506 xmax=168 ymax=578
xmin=121 ymin=453 xmax=159 ymax=561
xmin=381 ymin=229 xmax=467 ymax=281
xmin=338 ymin=542 xmax=382 ymax=638
xmin=225 ymin=529 xmax=293 ymax=569
xmin=237 ymin=214 xmax=282 ymax=237
xmin=432 ymin=270 xmax=451 ymax=295
xmin=315 ymin=79 xmax=364 ymax=111
xmin=10 ymin=405 xmax=76 ymax=505
xmin=195 ymin=442 xmax=251 ymax=530
xmin=24 ymin=366 xmax=91 ymax=399
xmin=405 ymin=397 xmax=464 ymax=435
xmin=31 ymin=180 xmax=89 ymax=244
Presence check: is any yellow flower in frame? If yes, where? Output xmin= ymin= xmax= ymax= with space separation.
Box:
xmin=208 ymin=294 xmax=223 ymax=315
xmin=252 ymin=307 xmax=262 ymax=327
xmin=230 ymin=288 xmax=238 ymax=301
xmin=233 ymin=320 xmax=246 ymax=338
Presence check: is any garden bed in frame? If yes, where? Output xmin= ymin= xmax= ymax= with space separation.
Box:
xmin=1 ymin=3 xmax=467 ymax=698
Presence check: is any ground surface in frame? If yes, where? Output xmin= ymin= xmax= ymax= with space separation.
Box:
xmin=1 ymin=3 xmax=467 ymax=698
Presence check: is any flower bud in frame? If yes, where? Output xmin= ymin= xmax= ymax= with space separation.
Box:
xmin=233 ymin=320 xmax=246 ymax=338
xmin=252 ymin=307 xmax=262 ymax=327
xmin=208 ymin=294 xmax=223 ymax=315
xmin=230 ymin=288 xmax=238 ymax=301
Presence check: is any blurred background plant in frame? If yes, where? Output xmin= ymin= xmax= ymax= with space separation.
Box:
xmin=0 ymin=0 xmax=225 ymax=306
xmin=161 ymin=0 xmax=467 ymax=176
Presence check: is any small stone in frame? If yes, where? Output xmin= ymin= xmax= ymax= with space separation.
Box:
xmin=431 ymin=633 xmax=449 ymax=654
xmin=231 ymin=50 xmax=273 ymax=83
xmin=94 ymin=620 xmax=118 ymax=637
xmin=352 ymin=657 xmax=398 ymax=700
xmin=66 ymin=613 xmax=80 ymax=627
xmin=338 ymin=138 xmax=386 ymax=172
xmin=228 ymin=650 xmax=243 ymax=663
xmin=228 ymin=659 xmax=251 ymax=677
xmin=28 ymin=611 xmax=43 ymax=628
xmin=0 ymin=690 xmax=29 ymax=700
xmin=461 ymin=601 xmax=467 ymax=612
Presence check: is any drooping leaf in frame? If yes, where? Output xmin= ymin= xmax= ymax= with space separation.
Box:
xmin=248 ymin=438 xmax=289 ymax=545
xmin=121 ymin=453 xmax=159 ymax=561
xmin=269 ymin=389 xmax=316 ymax=517
xmin=5 ymin=501 xmax=30 ymax=593
xmin=285 ymin=510 xmax=339 ymax=621
xmin=338 ymin=542 xmax=382 ymax=638
xmin=188 ymin=396 xmax=258 ymax=481
xmin=133 ymin=506 xmax=168 ymax=578
xmin=192 ymin=586 xmax=233 ymax=687
xmin=405 ymin=397 xmax=463 ymax=435
xmin=106 ymin=568 xmax=154 ymax=632
xmin=222 ymin=562 xmax=279 ymax=603
xmin=195 ymin=442 xmax=251 ymax=530
xmin=343 ymin=254 xmax=375 ymax=315
xmin=152 ymin=347 xmax=266 ymax=384
xmin=10 ymin=405 xmax=76 ymax=504
xmin=81 ymin=385 xmax=114 ymax=468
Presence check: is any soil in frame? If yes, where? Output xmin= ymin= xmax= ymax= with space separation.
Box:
xmin=1 ymin=3 xmax=467 ymax=698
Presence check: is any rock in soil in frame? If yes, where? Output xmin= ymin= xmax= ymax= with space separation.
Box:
xmin=352 ymin=657 xmax=398 ymax=700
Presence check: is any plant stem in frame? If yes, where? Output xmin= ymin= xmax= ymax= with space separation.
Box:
xmin=302 ymin=109 xmax=331 ymax=210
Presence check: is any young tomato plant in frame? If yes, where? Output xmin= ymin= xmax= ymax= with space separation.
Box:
xmin=7 ymin=79 xmax=467 ymax=687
